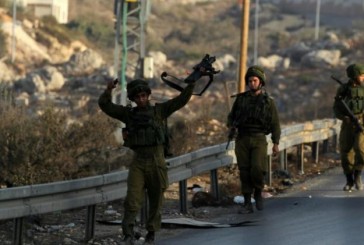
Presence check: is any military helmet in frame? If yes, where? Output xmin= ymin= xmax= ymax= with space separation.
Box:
xmin=245 ymin=65 xmax=266 ymax=86
xmin=346 ymin=64 xmax=364 ymax=80
xmin=127 ymin=79 xmax=151 ymax=101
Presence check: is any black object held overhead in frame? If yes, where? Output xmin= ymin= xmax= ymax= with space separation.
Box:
xmin=161 ymin=54 xmax=220 ymax=96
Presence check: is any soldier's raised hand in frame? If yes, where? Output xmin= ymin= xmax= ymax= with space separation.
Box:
xmin=107 ymin=78 xmax=118 ymax=91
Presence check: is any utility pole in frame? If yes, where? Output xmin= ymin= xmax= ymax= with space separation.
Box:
xmin=238 ymin=0 xmax=250 ymax=93
xmin=113 ymin=0 xmax=150 ymax=105
xmin=314 ymin=0 xmax=321 ymax=40
xmin=11 ymin=0 xmax=17 ymax=63
xmin=113 ymin=0 xmax=122 ymax=103
xmin=253 ymin=0 xmax=259 ymax=65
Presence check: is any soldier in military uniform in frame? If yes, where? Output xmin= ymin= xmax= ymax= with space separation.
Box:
xmin=333 ymin=64 xmax=364 ymax=191
xmin=227 ymin=66 xmax=281 ymax=214
xmin=98 ymin=78 xmax=195 ymax=245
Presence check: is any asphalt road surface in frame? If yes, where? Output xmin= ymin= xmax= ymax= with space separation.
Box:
xmin=159 ymin=167 xmax=364 ymax=245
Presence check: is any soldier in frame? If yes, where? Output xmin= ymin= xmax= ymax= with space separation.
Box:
xmin=333 ymin=63 xmax=364 ymax=191
xmin=227 ymin=66 xmax=281 ymax=214
xmin=98 ymin=78 xmax=195 ymax=245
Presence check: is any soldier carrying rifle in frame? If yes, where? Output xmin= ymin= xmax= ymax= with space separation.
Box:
xmin=333 ymin=63 xmax=364 ymax=192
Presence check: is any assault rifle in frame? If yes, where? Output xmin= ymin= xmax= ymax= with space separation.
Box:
xmin=331 ymin=75 xmax=364 ymax=133
xmin=161 ymin=54 xmax=220 ymax=96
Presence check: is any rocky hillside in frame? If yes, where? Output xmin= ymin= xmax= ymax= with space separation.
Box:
xmin=0 ymin=0 xmax=364 ymax=124
xmin=0 ymin=2 xmax=363 ymax=167
xmin=0 ymin=0 xmax=362 ymax=186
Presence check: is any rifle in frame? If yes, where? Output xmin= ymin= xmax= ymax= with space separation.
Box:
xmin=161 ymin=54 xmax=220 ymax=96
xmin=331 ymin=75 xmax=364 ymax=133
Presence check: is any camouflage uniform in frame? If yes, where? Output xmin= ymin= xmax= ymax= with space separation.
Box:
xmin=227 ymin=66 xmax=281 ymax=213
xmin=333 ymin=64 xmax=364 ymax=191
xmin=98 ymin=80 xmax=195 ymax=240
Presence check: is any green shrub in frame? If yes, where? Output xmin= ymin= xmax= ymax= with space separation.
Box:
xmin=40 ymin=16 xmax=72 ymax=45
xmin=65 ymin=18 xmax=114 ymax=51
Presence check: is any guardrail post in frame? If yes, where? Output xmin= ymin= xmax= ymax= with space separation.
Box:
xmin=210 ymin=169 xmax=219 ymax=200
xmin=323 ymin=139 xmax=329 ymax=153
xmin=298 ymin=144 xmax=304 ymax=174
xmin=312 ymin=141 xmax=319 ymax=163
xmin=85 ymin=205 xmax=96 ymax=241
xmin=13 ymin=218 xmax=23 ymax=245
xmin=179 ymin=180 xmax=187 ymax=214
xmin=333 ymin=134 xmax=339 ymax=153
xmin=280 ymin=149 xmax=288 ymax=170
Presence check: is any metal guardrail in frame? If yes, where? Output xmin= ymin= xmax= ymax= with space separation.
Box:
xmin=0 ymin=118 xmax=341 ymax=243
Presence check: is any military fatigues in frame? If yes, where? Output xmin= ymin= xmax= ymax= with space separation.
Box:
xmin=333 ymin=80 xmax=364 ymax=188
xmin=98 ymin=83 xmax=195 ymax=236
xmin=228 ymin=91 xmax=281 ymax=194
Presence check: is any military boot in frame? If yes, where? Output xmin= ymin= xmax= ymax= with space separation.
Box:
xmin=144 ymin=231 xmax=155 ymax=245
xmin=123 ymin=235 xmax=135 ymax=245
xmin=238 ymin=193 xmax=253 ymax=214
xmin=354 ymin=170 xmax=363 ymax=190
xmin=343 ymin=173 xmax=354 ymax=191
xmin=254 ymin=188 xmax=264 ymax=211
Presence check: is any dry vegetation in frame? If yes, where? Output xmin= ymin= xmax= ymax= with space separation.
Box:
xmin=0 ymin=93 xmax=120 ymax=186
xmin=0 ymin=0 xmax=353 ymax=187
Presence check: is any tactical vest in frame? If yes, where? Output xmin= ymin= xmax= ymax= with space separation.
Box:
xmin=124 ymin=105 xmax=166 ymax=148
xmin=343 ymin=86 xmax=364 ymax=114
xmin=234 ymin=92 xmax=273 ymax=134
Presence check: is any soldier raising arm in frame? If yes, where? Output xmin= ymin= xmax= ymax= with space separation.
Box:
xmin=98 ymin=78 xmax=195 ymax=245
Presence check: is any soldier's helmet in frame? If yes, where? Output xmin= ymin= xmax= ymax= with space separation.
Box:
xmin=127 ymin=79 xmax=151 ymax=101
xmin=346 ymin=64 xmax=364 ymax=80
xmin=245 ymin=65 xmax=266 ymax=86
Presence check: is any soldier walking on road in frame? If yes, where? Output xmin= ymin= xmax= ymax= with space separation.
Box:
xmin=98 ymin=78 xmax=196 ymax=245
xmin=227 ymin=66 xmax=281 ymax=214
xmin=333 ymin=63 xmax=364 ymax=191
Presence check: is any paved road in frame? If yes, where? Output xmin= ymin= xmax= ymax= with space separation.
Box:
xmin=159 ymin=167 xmax=364 ymax=245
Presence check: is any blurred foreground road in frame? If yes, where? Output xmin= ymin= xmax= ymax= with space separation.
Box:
xmin=159 ymin=167 xmax=364 ymax=245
